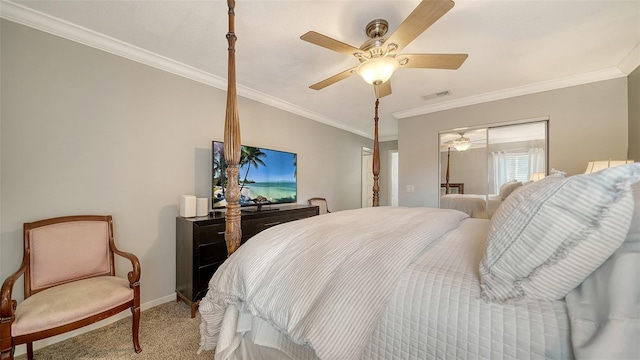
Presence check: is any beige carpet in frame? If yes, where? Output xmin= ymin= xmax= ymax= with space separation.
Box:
xmin=16 ymin=300 xmax=214 ymax=360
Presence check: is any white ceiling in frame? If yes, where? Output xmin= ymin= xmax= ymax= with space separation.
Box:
xmin=2 ymin=0 xmax=639 ymax=140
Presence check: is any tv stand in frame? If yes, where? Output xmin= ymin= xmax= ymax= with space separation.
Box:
xmin=176 ymin=204 xmax=319 ymax=317
xmin=242 ymin=204 xmax=279 ymax=213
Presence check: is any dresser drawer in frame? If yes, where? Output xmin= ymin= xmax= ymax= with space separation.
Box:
xmin=242 ymin=208 xmax=318 ymax=238
xmin=242 ymin=217 xmax=286 ymax=238
xmin=196 ymin=259 xmax=225 ymax=300
xmin=196 ymin=223 xmax=226 ymax=245
xmin=199 ymin=240 xmax=227 ymax=264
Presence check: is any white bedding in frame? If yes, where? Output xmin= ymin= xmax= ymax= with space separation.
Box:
xmin=440 ymin=194 xmax=502 ymax=219
xmin=199 ymin=207 xmax=468 ymax=360
xmin=199 ymin=207 xmax=573 ymax=360
xmin=364 ymin=217 xmax=571 ymax=359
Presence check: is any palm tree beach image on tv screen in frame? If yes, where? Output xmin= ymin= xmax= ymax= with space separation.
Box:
xmin=212 ymin=141 xmax=297 ymax=209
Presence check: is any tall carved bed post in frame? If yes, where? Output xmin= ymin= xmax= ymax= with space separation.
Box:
xmin=224 ymin=0 xmax=242 ymax=255
xmin=372 ymin=98 xmax=380 ymax=207
xmin=445 ymin=146 xmax=451 ymax=194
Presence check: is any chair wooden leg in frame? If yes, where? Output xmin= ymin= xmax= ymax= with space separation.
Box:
xmin=0 ymin=347 xmax=14 ymax=360
xmin=1 ymin=317 xmax=14 ymax=360
xmin=26 ymin=343 xmax=33 ymax=360
xmin=131 ymin=306 xmax=141 ymax=353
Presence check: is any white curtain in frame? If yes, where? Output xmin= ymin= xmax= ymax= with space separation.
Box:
xmin=528 ymin=148 xmax=546 ymax=178
xmin=491 ymin=151 xmax=508 ymax=194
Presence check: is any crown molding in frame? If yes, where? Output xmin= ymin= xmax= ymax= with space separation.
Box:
xmin=379 ymin=135 xmax=398 ymax=142
xmin=0 ymin=1 xmax=373 ymax=140
xmin=393 ymin=67 xmax=627 ymax=119
xmin=2 ymin=1 xmax=634 ymax=139
xmin=618 ymin=41 xmax=640 ymax=75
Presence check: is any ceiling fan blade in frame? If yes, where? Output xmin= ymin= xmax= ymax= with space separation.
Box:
xmin=400 ymin=53 xmax=468 ymax=69
xmin=385 ymin=0 xmax=455 ymax=53
xmin=310 ymin=67 xmax=358 ymax=90
xmin=301 ymin=31 xmax=361 ymax=56
xmin=374 ymin=81 xmax=392 ymax=98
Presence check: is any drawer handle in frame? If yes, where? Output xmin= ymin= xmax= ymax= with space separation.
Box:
xmin=263 ymin=221 xmax=282 ymax=227
xmin=217 ymin=231 xmax=225 ymax=235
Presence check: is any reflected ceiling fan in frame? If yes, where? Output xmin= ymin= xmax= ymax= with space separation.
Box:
xmin=448 ymin=133 xmax=472 ymax=151
xmin=300 ymin=0 xmax=468 ymax=98
xmin=441 ymin=131 xmax=485 ymax=151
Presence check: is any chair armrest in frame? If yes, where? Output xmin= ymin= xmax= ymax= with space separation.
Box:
xmin=1 ymin=256 xmax=28 ymax=319
xmin=109 ymin=241 xmax=141 ymax=285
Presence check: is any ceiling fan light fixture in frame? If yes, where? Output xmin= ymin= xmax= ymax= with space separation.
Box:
xmin=358 ymin=56 xmax=398 ymax=85
xmin=452 ymin=136 xmax=471 ymax=151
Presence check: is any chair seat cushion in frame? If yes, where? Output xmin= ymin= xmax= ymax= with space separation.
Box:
xmin=12 ymin=276 xmax=133 ymax=336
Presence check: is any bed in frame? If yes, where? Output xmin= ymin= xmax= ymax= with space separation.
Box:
xmin=201 ymin=2 xmax=640 ymax=359
xmin=198 ymin=208 xmax=570 ymax=359
xmin=199 ymin=167 xmax=640 ymax=359
xmin=440 ymin=181 xmax=525 ymax=219
xmin=440 ymin=193 xmax=502 ymax=219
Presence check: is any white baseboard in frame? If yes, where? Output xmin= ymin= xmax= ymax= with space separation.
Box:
xmin=13 ymin=293 xmax=178 ymax=356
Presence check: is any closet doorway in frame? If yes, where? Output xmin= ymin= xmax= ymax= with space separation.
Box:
xmin=362 ymin=147 xmax=374 ymax=208
xmin=389 ymin=150 xmax=399 ymax=206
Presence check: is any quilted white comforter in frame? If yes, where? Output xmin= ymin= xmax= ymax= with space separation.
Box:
xmin=363 ymin=217 xmax=572 ymax=359
xmin=199 ymin=207 xmax=573 ymax=360
xmin=440 ymin=194 xmax=503 ymax=219
xmin=199 ymin=207 xmax=467 ymax=359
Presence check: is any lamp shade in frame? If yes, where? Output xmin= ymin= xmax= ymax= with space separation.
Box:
xmin=584 ymin=159 xmax=634 ymax=173
xmin=358 ymin=56 xmax=398 ymax=85
xmin=530 ymin=172 xmax=546 ymax=181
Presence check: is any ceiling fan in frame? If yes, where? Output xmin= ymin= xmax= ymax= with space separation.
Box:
xmin=449 ymin=133 xmax=472 ymax=151
xmin=300 ymin=0 xmax=468 ymax=98
xmin=441 ymin=131 xmax=485 ymax=151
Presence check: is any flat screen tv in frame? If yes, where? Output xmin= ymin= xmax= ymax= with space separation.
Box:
xmin=212 ymin=141 xmax=297 ymax=209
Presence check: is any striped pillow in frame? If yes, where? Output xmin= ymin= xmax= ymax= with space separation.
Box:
xmin=490 ymin=170 xmax=566 ymax=231
xmin=627 ymin=182 xmax=640 ymax=244
xmin=480 ymin=164 xmax=640 ymax=301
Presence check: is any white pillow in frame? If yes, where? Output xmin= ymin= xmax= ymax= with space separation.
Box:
xmin=498 ymin=180 xmax=521 ymax=200
xmin=490 ymin=171 xmax=566 ymax=230
xmin=480 ymin=164 xmax=640 ymax=302
xmin=563 ymin=181 xmax=640 ymax=359
xmin=626 ymin=181 xmax=640 ymax=245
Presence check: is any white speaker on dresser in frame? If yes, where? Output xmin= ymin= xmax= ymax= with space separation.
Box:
xmin=196 ymin=198 xmax=209 ymax=217
xmin=179 ymin=195 xmax=197 ymax=217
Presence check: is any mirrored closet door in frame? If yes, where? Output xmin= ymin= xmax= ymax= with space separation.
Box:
xmin=439 ymin=119 xmax=548 ymax=219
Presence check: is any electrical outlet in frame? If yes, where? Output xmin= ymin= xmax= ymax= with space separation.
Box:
xmin=406 ymin=185 xmax=415 ymax=192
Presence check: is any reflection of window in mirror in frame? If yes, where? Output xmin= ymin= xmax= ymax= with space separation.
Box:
xmin=487 ymin=121 xmax=548 ymax=195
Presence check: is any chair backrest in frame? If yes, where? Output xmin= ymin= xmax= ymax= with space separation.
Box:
xmin=24 ymin=215 xmax=115 ymax=296
xmin=308 ymin=197 xmax=330 ymax=215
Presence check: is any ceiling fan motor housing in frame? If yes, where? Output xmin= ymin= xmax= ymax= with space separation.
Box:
xmin=361 ymin=19 xmax=391 ymax=53
xmin=366 ymin=19 xmax=389 ymax=38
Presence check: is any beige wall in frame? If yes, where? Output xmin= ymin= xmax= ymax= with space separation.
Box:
xmin=629 ymin=65 xmax=640 ymax=161
xmin=0 ymin=20 xmax=371 ymax=307
xmin=399 ymin=77 xmax=629 ymax=208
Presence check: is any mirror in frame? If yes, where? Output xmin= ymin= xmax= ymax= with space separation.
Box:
xmin=439 ymin=127 xmax=488 ymax=218
xmin=439 ymin=120 xmax=548 ymax=219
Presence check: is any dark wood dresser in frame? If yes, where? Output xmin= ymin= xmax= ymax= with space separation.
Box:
xmin=176 ymin=204 xmax=319 ymax=317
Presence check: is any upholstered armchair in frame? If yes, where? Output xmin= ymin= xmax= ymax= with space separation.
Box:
xmin=0 ymin=215 xmax=141 ymax=360
xmin=308 ymin=197 xmax=331 ymax=215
